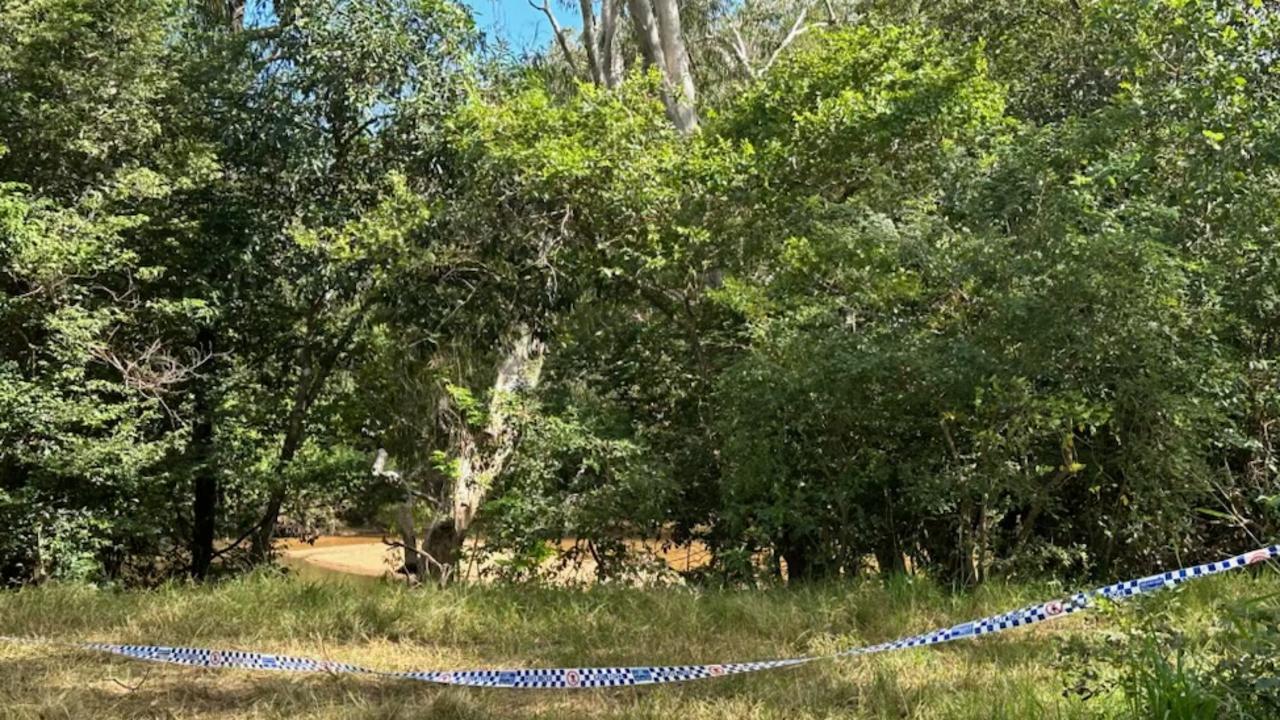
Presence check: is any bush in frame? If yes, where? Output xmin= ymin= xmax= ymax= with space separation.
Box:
xmin=1061 ymin=582 xmax=1280 ymax=719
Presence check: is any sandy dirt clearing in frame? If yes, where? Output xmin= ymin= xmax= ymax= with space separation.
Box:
xmin=277 ymin=535 xmax=712 ymax=583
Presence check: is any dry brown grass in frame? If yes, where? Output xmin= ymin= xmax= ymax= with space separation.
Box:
xmin=2 ymin=568 xmax=1274 ymax=719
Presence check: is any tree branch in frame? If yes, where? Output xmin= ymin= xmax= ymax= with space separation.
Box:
xmin=529 ymin=0 xmax=580 ymax=75
xmin=209 ymin=518 xmax=268 ymax=560
xmin=726 ymin=26 xmax=754 ymax=77
xmin=761 ymin=9 xmax=824 ymax=75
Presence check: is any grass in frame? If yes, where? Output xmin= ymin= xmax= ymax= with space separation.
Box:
xmin=1 ymin=568 xmax=1277 ymax=719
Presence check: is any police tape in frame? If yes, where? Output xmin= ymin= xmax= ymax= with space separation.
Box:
xmin=1 ymin=545 xmax=1275 ymax=689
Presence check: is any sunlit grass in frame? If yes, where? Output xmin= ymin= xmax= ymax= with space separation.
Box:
xmin=2 ymin=569 xmax=1276 ymax=719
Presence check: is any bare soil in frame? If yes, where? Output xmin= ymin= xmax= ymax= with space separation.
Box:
xmin=277 ymin=535 xmax=711 ymax=583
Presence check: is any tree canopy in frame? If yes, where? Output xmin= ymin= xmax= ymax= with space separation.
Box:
xmin=2 ymin=0 xmax=1279 ymax=587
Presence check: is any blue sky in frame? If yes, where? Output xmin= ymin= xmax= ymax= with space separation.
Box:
xmin=463 ymin=1 xmax=581 ymax=54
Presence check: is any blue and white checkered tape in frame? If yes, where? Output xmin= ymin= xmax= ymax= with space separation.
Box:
xmin=2 ymin=545 xmax=1275 ymax=689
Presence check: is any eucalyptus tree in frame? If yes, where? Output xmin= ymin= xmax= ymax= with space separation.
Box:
xmin=530 ymin=0 xmax=704 ymax=132
xmin=373 ymin=0 xmax=741 ymax=582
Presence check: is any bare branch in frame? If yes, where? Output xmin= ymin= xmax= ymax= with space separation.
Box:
xmin=210 ymin=519 xmax=266 ymax=560
xmin=529 ymin=0 xmax=580 ymax=75
xmin=381 ymin=537 xmax=453 ymax=579
xmin=726 ymin=26 xmax=754 ymax=77
xmin=762 ymin=8 xmax=824 ymax=75
xmin=110 ymin=667 xmax=153 ymax=693
xmin=91 ymin=339 xmax=216 ymax=398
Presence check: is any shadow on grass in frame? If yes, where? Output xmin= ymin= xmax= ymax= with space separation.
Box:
xmin=0 ymin=634 xmax=1088 ymax=720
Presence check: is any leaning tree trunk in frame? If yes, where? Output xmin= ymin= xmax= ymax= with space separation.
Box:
xmin=372 ymin=448 xmax=425 ymax=577
xmin=426 ymin=325 xmax=546 ymax=582
xmin=249 ymin=305 xmax=364 ymax=562
xmin=250 ymin=412 xmax=304 ymax=562
xmin=394 ymin=495 xmax=424 ymax=577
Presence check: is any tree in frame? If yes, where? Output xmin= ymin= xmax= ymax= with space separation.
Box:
xmin=6 ymin=0 xmax=1280 ymax=591
xmin=181 ymin=0 xmax=477 ymax=562
xmin=0 ymin=0 xmax=219 ymax=583
xmin=0 ymin=178 xmax=180 ymax=583
xmin=534 ymin=0 xmax=702 ymax=133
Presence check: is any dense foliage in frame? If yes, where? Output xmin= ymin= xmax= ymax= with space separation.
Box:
xmin=2 ymin=0 xmax=1278 ymax=587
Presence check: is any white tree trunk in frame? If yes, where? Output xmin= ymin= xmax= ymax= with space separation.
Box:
xmin=627 ymin=0 xmax=667 ymax=73
xmin=394 ymin=498 xmax=423 ymax=576
xmin=600 ymin=0 xmax=624 ymax=87
xmin=450 ymin=324 xmax=545 ymax=536
xmin=578 ymin=0 xmax=605 ymax=85
xmin=373 ymin=448 xmax=425 ymax=578
xmin=538 ymin=1 xmax=696 ymax=131
xmin=651 ymin=0 xmax=698 ymax=134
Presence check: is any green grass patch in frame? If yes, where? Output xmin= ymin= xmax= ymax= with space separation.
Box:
xmin=1 ymin=570 xmax=1277 ymax=719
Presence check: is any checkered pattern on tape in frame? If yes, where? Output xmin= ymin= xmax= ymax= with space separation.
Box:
xmin=388 ymin=658 xmax=814 ymax=688
xmin=86 ymin=643 xmax=373 ymax=674
xmin=833 ymin=545 xmax=1279 ymax=660
xmin=2 ymin=544 xmax=1273 ymax=689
